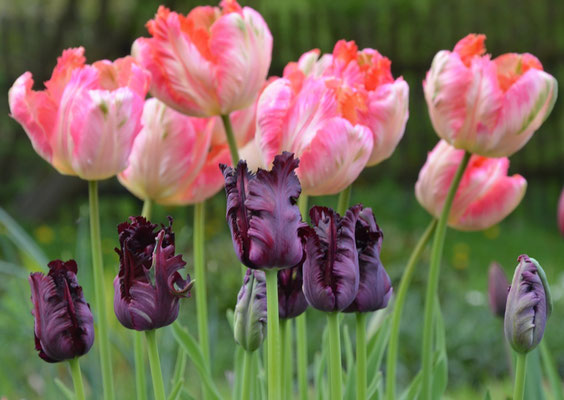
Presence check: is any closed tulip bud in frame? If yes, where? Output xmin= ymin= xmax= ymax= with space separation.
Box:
xmin=221 ymin=152 xmax=305 ymax=270
xmin=29 ymin=260 xmax=94 ymax=362
xmin=302 ymin=206 xmax=361 ymax=312
xmin=504 ymin=255 xmax=552 ymax=354
xmin=344 ymin=207 xmax=392 ymax=313
xmin=558 ymin=188 xmax=564 ymax=237
xmin=278 ymin=265 xmax=308 ymax=319
xmin=488 ymin=262 xmax=509 ymax=318
xmin=114 ymin=217 xmax=192 ymax=331
xmin=233 ymin=269 xmax=267 ymax=351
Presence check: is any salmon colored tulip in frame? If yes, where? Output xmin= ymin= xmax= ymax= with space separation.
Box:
xmin=132 ymin=0 xmax=272 ymax=117
xmin=415 ymin=140 xmax=527 ymax=231
xmin=424 ymin=34 xmax=557 ymax=157
xmin=9 ymin=47 xmax=150 ymax=180
xmin=118 ymin=98 xmax=230 ymax=205
xmin=256 ymin=40 xmax=408 ymax=195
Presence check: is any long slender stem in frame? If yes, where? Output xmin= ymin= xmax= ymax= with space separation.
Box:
xmin=513 ymin=352 xmax=528 ymax=400
xmin=265 ymin=269 xmax=281 ymax=400
xmin=297 ymin=194 xmax=309 ymax=400
xmin=280 ymin=319 xmax=287 ymax=400
xmin=385 ymin=219 xmax=437 ymax=400
xmin=88 ymin=181 xmax=115 ymax=400
xmin=221 ymin=114 xmax=239 ymax=165
xmin=356 ymin=313 xmax=367 ymax=400
xmin=540 ymin=341 xmax=564 ymax=400
xmin=327 ymin=312 xmax=343 ymax=400
xmin=336 ymin=185 xmax=352 ymax=216
xmin=241 ymin=350 xmax=253 ymax=400
xmin=146 ymin=330 xmax=166 ymax=400
xmin=194 ymin=202 xmax=210 ymax=367
xmin=141 ymin=199 xmax=152 ymax=220
xmin=420 ymin=151 xmax=471 ymax=400
xmin=280 ymin=318 xmax=293 ymax=399
xmin=69 ymin=358 xmax=86 ymax=400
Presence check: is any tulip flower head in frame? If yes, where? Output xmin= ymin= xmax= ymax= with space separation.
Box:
xmin=415 ymin=140 xmax=527 ymax=231
xmin=233 ymin=269 xmax=267 ymax=352
xmin=558 ymin=188 xmax=564 ymax=237
xmin=302 ymin=206 xmax=361 ymax=312
xmin=133 ymin=0 xmax=272 ymax=117
xmin=221 ymin=152 xmax=305 ymax=270
xmin=424 ymin=34 xmax=557 ymax=157
xmin=504 ymin=255 xmax=552 ymax=353
xmin=29 ymin=260 xmax=94 ymax=362
xmin=488 ymin=262 xmax=510 ymax=318
xmin=344 ymin=207 xmax=392 ymax=313
xmin=118 ymin=98 xmax=230 ymax=205
xmin=114 ymin=217 xmax=192 ymax=331
xmin=278 ymin=265 xmax=308 ymax=319
xmin=9 ymin=47 xmax=150 ymax=180
xmin=256 ymin=40 xmax=409 ymax=195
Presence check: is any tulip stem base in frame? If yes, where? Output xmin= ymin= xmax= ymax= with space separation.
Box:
xmin=356 ymin=313 xmax=367 ymax=400
xmin=146 ymin=330 xmax=166 ymax=400
xmin=540 ymin=341 xmax=564 ymax=400
xmin=297 ymin=194 xmax=309 ymax=400
xmin=420 ymin=151 xmax=471 ymax=400
xmin=194 ymin=202 xmax=210 ymax=368
xmin=281 ymin=318 xmax=293 ymax=399
xmin=88 ymin=181 xmax=115 ymax=400
xmin=242 ymin=350 xmax=253 ymax=400
xmin=385 ymin=219 xmax=437 ymax=400
xmin=327 ymin=312 xmax=343 ymax=400
xmin=265 ymin=269 xmax=281 ymax=400
xmin=514 ymin=352 xmax=528 ymax=400
xmin=69 ymin=358 xmax=86 ymax=400
xmin=221 ymin=114 xmax=239 ymax=165
xmin=337 ymin=185 xmax=352 ymax=216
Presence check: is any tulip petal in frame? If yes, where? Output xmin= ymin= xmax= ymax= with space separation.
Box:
xmin=278 ymin=265 xmax=308 ymax=319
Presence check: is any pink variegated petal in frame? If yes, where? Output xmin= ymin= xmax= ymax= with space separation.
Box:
xmin=239 ymin=138 xmax=266 ymax=172
xmin=44 ymin=47 xmax=86 ymax=103
xmin=93 ymin=57 xmax=151 ymax=98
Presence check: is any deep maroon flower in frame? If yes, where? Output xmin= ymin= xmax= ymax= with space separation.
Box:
xmin=302 ymin=206 xmax=360 ymax=312
xmin=221 ymin=151 xmax=305 ymax=270
xmin=488 ymin=262 xmax=509 ymax=318
xmin=504 ymin=255 xmax=552 ymax=353
xmin=278 ymin=265 xmax=308 ymax=319
xmin=234 ymin=269 xmax=267 ymax=351
xmin=29 ymin=259 xmax=94 ymax=363
xmin=114 ymin=216 xmax=192 ymax=331
xmin=344 ymin=207 xmax=392 ymax=313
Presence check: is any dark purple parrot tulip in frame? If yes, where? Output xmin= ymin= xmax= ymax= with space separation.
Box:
xmin=278 ymin=265 xmax=308 ymax=319
xmin=488 ymin=262 xmax=509 ymax=318
xmin=302 ymin=206 xmax=360 ymax=312
xmin=344 ymin=207 xmax=392 ymax=313
xmin=234 ymin=269 xmax=268 ymax=351
xmin=114 ymin=216 xmax=192 ymax=331
xmin=29 ymin=259 xmax=94 ymax=363
xmin=221 ymin=152 xmax=305 ymax=270
xmin=504 ymin=255 xmax=552 ymax=353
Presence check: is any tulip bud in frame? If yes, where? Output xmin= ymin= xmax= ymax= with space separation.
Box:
xmin=504 ymin=255 xmax=552 ymax=353
xmin=114 ymin=216 xmax=192 ymax=331
xmin=29 ymin=260 xmax=94 ymax=362
xmin=278 ymin=265 xmax=308 ymax=319
xmin=233 ymin=269 xmax=267 ymax=351
xmin=488 ymin=262 xmax=509 ymax=318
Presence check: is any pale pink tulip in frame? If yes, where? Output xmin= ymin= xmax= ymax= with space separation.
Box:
xmin=132 ymin=0 xmax=272 ymax=117
xmin=558 ymin=188 xmax=564 ymax=237
xmin=415 ymin=140 xmax=527 ymax=231
xmin=424 ymin=34 xmax=557 ymax=157
xmin=118 ymin=98 xmax=230 ymax=205
xmin=9 ymin=48 xmax=150 ymax=180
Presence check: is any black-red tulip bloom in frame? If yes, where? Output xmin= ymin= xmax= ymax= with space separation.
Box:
xmin=114 ymin=216 xmax=192 ymax=331
xmin=29 ymin=260 xmax=94 ymax=363
xmin=278 ymin=265 xmax=308 ymax=319
xmin=221 ymin=152 xmax=305 ymax=270
xmin=344 ymin=206 xmax=392 ymax=313
xmin=302 ymin=206 xmax=360 ymax=312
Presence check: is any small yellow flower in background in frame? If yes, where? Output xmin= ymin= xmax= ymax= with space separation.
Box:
xmin=483 ymin=225 xmax=500 ymax=240
xmin=34 ymin=225 xmax=54 ymax=245
xmin=452 ymin=242 xmax=470 ymax=270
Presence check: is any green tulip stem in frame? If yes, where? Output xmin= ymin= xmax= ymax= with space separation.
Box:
xmin=87 ymin=181 xmax=115 ymax=400
xmin=327 ymin=312 xmax=343 ymax=400
xmin=265 ymin=269 xmax=281 ymax=400
xmin=241 ymin=350 xmax=253 ymax=400
xmin=69 ymin=357 xmax=86 ymax=400
xmin=221 ymin=114 xmax=239 ymax=165
xmin=420 ymin=151 xmax=471 ymax=400
xmin=540 ymin=341 xmax=564 ymax=400
xmin=513 ymin=352 xmax=528 ymax=400
xmin=337 ymin=185 xmax=352 ymax=216
xmin=385 ymin=219 xmax=437 ymax=400
xmin=146 ymin=330 xmax=166 ymax=400
xmin=280 ymin=318 xmax=293 ymax=399
xmin=296 ymin=194 xmax=309 ymax=400
xmin=356 ymin=313 xmax=367 ymax=400
xmin=141 ymin=199 xmax=152 ymax=220
xmin=194 ymin=202 xmax=210 ymax=367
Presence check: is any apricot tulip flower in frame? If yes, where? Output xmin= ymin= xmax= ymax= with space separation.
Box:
xmin=415 ymin=140 xmax=527 ymax=231
xmin=9 ymin=48 xmax=150 ymax=180
xmin=424 ymin=34 xmax=557 ymax=157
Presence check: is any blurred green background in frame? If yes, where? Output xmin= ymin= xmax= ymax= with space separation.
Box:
xmin=0 ymin=0 xmax=563 ymax=399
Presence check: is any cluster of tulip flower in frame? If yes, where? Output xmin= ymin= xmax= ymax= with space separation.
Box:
xmin=8 ymin=0 xmax=561 ymax=399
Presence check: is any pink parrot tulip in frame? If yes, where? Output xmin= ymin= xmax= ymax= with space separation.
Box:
xmin=132 ymin=0 xmax=272 ymax=117
xmin=256 ymin=40 xmax=409 ymax=196
xmin=9 ymin=48 xmax=150 ymax=180
xmin=118 ymin=98 xmax=230 ymax=205
xmin=424 ymin=34 xmax=557 ymax=157
xmin=415 ymin=140 xmax=527 ymax=231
